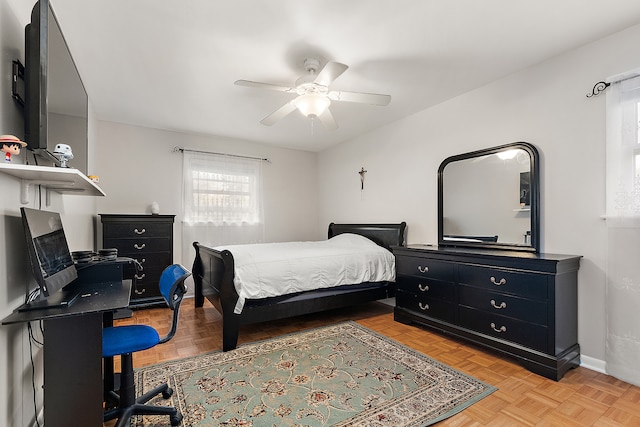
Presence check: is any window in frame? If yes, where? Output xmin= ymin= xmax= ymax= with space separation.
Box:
xmin=605 ymin=73 xmax=640 ymax=387
xmin=183 ymin=151 xmax=263 ymax=225
xmin=606 ymin=75 xmax=640 ymax=216
xmin=181 ymin=150 xmax=265 ymax=258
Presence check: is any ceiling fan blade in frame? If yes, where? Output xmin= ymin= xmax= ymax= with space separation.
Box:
xmin=328 ymin=90 xmax=391 ymax=106
xmin=314 ymin=62 xmax=348 ymax=87
xmin=260 ymin=101 xmax=297 ymax=126
xmin=317 ymin=108 xmax=338 ymax=130
xmin=235 ymin=80 xmax=296 ymax=93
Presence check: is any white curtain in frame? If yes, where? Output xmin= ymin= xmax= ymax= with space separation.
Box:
xmin=605 ymin=74 xmax=640 ymax=386
xmin=181 ymin=150 xmax=265 ymax=268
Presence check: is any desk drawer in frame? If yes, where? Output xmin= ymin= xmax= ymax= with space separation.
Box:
xmin=458 ymin=306 xmax=548 ymax=352
xmin=458 ymin=265 xmax=547 ymax=300
xmin=459 ymin=285 xmax=547 ymax=325
xmin=396 ymin=276 xmax=455 ymax=302
xmin=396 ymin=290 xmax=455 ymax=322
xmin=396 ymin=256 xmax=454 ymax=281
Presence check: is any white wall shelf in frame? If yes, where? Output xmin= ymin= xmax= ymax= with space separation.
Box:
xmin=0 ymin=163 xmax=105 ymax=204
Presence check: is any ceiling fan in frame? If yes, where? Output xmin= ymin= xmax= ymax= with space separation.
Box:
xmin=235 ymin=58 xmax=391 ymax=130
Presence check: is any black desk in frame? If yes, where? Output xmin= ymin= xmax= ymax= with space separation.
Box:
xmin=2 ymin=276 xmax=131 ymax=427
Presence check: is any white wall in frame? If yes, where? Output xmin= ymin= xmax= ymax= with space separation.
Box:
xmin=1 ymin=2 xmax=99 ymax=426
xmin=93 ymin=121 xmax=321 ymax=269
xmin=1 ymin=2 xmax=41 ymax=426
xmin=318 ymin=23 xmax=640 ymax=366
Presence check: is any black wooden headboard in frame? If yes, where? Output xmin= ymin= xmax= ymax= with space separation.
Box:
xmin=327 ymin=222 xmax=407 ymax=251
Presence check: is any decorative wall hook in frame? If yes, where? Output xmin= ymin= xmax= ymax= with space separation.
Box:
xmin=586 ymin=81 xmax=611 ymax=98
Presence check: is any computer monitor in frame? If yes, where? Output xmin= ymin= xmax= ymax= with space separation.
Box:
xmin=20 ymin=207 xmax=80 ymax=311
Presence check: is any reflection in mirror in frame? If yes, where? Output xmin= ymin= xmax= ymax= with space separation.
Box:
xmin=438 ymin=142 xmax=539 ymax=252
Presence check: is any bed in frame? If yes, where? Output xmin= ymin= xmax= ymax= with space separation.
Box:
xmin=192 ymin=222 xmax=406 ymax=351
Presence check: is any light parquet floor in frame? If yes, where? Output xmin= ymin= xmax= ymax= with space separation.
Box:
xmin=106 ymin=299 xmax=640 ymax=426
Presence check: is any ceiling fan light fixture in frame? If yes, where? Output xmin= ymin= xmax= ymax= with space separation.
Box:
xmin=294 ymin=93 xmax=330 ymax=118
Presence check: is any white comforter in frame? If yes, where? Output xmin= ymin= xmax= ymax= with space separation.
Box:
xmin=214 ymin=233 xmax=396 ymax=314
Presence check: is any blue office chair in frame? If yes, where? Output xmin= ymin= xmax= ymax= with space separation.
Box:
xmin=103 ymin=264 xmax=191 ymax=427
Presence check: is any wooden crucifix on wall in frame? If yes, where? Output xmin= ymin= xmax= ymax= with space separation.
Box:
xmin=359 ymin=167 xmax=367 ymax=191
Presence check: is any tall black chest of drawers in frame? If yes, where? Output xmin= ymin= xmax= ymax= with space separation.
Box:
xmin=393 ymin=245 xmax=581 ymax=380
xmin=100 ymin=214 xmax=175 ymax=308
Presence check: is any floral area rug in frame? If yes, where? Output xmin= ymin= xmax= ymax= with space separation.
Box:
xmin=132 ymin=321 xmax=496 ymax=426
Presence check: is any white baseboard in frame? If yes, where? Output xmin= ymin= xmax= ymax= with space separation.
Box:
xmin=580 ymin=355 xmax=606 ymax=374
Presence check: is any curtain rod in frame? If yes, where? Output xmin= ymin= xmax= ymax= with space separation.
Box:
xmin=173 ymin=146 xmax=271 ymax=163
xmin=586 ymin=73 xmax=640 ymax=98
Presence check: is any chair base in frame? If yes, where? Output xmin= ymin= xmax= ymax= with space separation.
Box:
xmin=105 ymin=353 xmax=182 ymax=427
xmin=104 ymin=383 xmax=183 ymax=427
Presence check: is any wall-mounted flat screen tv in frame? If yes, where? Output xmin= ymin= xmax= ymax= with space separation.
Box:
xmin=24 ymin=0 xmax=88 ymax=174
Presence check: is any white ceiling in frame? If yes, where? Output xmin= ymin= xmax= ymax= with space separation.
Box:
xmin=43 ymin=0 xmax=640 ymax=151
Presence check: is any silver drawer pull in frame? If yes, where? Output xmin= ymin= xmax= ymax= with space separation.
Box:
xmin=134 ymin=288 xmax=146 ymax=295
xmin=490 ymin=300 xmax=507 ymax=309
xmin=133 ymin=243 xmax=146 ymax=250
xmin=417 ymin=265 xmax=429 ymax=273
xmin=490 ymin=322 xmax=507 ymax=333
xmin=133 ymin=258 xmax=146 ymax=271
xmin=490 ymin=276 xmax=506 ymax=286
xmin=134 ymin=273 xmax=146 ymax=280
xmin=418 ymin=302 xmax=430 ymax=311
xmin=133 ymin=228 xmax=146 ymax=235
xmin=418 ymin=284 xmax=430 ymax=292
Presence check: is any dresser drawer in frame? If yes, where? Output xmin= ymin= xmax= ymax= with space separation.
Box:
xmin=123 ymin=252 xmax=171 ymax=279
xmin=105 ymin=238 xmax=171 ymax=254
xmin=396 ymin=256 xmax=454 ymax=281
xmin=458 ymin=306 xmax=548 ymax=352
xmin=124 ymin=252 xmax=172 ymax=273
xmin=128 ymin=264 xmax=165 ymax=299
xmin=131 ymin=279 xmax=162 ymax=299
xmin=396 ymin=276 xmax=455 ymax=302
xmin=396 ymin=290 xmax=456 ymax=322
xmin=458 ymin=265 xmax=547 ymax=300
xmin=459 ymin=285 xmax=547 ymax=325
xmin=103 ymin=222 xmax=173 ymax=239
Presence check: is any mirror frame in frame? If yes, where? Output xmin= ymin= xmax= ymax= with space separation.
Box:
xmin=437 ymin=141 xmax=540 ymax=252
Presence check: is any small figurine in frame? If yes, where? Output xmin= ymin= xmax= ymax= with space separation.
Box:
xmin=53 ymin=143 xmax=74 ymax=167
xmin=0 ymin=135 xmax=27 ymax=163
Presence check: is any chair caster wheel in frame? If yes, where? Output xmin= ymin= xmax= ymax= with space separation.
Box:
xmin=170 ymin=412 xmax=183 ymax=426
xmin=162 ymin=387 xmax=174 ymax=399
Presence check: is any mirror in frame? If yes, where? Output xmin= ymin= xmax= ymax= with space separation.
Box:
xmin=438 ymin=142 xmax=540 ymax=252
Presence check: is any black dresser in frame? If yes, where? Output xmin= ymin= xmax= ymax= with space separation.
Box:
xmin=100 ymin=214 xmax=175 ymax=308
xmin=393 ymin=245 xmax=581 ymax=380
